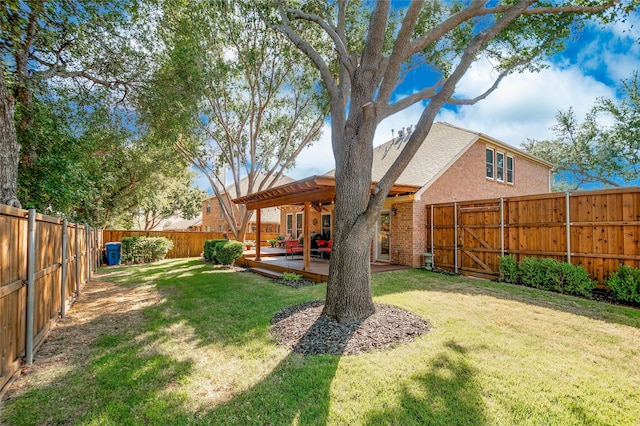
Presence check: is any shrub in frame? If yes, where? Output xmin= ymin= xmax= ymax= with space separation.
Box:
xmin=216 ymin=241 xmax=244 ymax=266
xmin=121 ymin=237 xmax=173 ymax=264
xmin=203 ymin=239 xmax=228 ymax=263
xmin=518 ymin=257 xmax=549 ymax=289
xmin=606 ymin=265 xmax=640 ymax=303
xmin=282 ymin=272 xmax=302 ymax=282
xmin=499 ymin=255 xmax=594 ymax=297
xmin=121 ymin=237 xmax=141 ymax=263
xmin=499 ymin=255 xmax=519 ymax=283
xmin=554 ymin=262 xmax=595 ymax=297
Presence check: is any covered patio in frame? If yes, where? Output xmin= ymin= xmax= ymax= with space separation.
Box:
xmin=233 ymin=175 xmax=419 ymax=280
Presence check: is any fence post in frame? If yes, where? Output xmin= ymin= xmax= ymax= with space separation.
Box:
xmin=430 ymin=205 xmax=434 ymax=255
xmin=500 ymin=198 xmax=505 ymax=257
xmin=565 ymin=192 xmax=571 ymax=264
xmin=61 ymin=219 xmax=68 ymax=318
xmin=86 ymin=225 xmax=91 ymax=282
xmin=26 ymin=209 xmax=36 ymax=365
xmin=454 ymin=202 xmax=458 ymax=274
xmin=75 ymin=223 xmax=80 ymax=296
xmin=94 ymin=230 xmax=98 ymax=272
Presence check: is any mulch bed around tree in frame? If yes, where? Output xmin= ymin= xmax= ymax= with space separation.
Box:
xmin=271 ymin=300 xmax=431 ymax=356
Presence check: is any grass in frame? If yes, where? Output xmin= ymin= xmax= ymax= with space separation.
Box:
xmin=2 ymin=258 xmax=640 ymax=425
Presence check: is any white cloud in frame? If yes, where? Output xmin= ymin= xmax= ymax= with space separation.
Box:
xmin=287 ymin=122 xmax=335 ymax=179
xmin=577 ymin=19 xmax=640 ymax=82
xmin=437 ymin=60 xmax=616 ymax=146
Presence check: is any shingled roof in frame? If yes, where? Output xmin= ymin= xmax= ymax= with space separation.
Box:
xmin=326 ymin=122 xmax=551 ymax=188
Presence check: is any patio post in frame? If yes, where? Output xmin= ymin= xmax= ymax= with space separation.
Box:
xmin=255 ymin=209 xmax=262 ymax=261
xmin=303 ymin=201 xmax=311 ymax=271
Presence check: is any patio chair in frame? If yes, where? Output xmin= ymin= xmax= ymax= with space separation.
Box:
xmin=285 ymin=240 xmax=304 ymax=259
xmin=318 ymin=240 xmax=332 ymax=258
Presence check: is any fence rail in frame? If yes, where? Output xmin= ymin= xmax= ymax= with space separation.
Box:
xmin=0 ymin=205 xmax=102 ymax=396
xmin=102 ymin=230 xmax=281 ymax=259
xmin=425 ymin=187 xmax=640 ymax=285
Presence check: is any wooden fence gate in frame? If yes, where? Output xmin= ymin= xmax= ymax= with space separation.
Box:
xmin=458 ymin=203 xmax=502 ymax=278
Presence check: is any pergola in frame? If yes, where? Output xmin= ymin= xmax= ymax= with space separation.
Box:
xmin=233 ymin=175 xmax=420 ymax=270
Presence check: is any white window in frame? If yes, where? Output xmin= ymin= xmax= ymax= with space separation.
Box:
xmin=486 ymin=148 xmax=494 ymax=179
xmin=321 ymin=213 xmax=332 ymax=240
xmin=507 ymin=155 xmax=514 ymax=184
xmin=497 ymin=152 xmax=505 ymax=182
xmin=206 ymin=201 xmax=211 ymax=214
xmin=296 ymin=212 xmax=303 ymax=238
xmin=205 ymin=225 xmax=211 ymax=232
xmin=286 ymin=213 xmax=293 ymax=237
xmin=219 ymin=205 xmax=225 ymax=220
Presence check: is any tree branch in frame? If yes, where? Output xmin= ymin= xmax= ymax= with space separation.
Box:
xmin=285 ymin=7 xmax=354 ymax=75
xmin=273 ymin=1 xmax=340 ymax=102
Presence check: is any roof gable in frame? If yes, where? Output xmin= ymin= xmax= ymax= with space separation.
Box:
xmin=326 ymin=121 xmax=552 ymax=188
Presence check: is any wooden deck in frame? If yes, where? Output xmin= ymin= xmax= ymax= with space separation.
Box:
xmin=236 ymin=250 xmax=409 ymax=282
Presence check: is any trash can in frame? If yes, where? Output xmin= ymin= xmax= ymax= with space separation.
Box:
xmin=105 ymin=242 xmax=122 ymax=266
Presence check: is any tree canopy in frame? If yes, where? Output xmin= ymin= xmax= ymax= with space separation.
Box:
xmin=138 ymin=0 xmax=327 ymax=240
xmin=0 ymin=0 xmax=153 ymax=208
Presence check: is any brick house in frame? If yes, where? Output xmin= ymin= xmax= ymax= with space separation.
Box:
xmin=202 ymin=174 xmax=294 ymax=234
xmin=235 ymin=122 xmax=552 ymax=269
xmin=362 ymin=122 xmax=552 ymax=267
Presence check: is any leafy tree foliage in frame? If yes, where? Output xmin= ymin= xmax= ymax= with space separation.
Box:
xmin=269 ymin=0 xmax=627 ymax=323
xmin=0 ymin=0 xmax=153 ymax=207
xmin=133 ymin=170 xmax=206 ymax=231
xmin=16 ymin=87 xmax=203 ymax=228
xmin=139 ymin=0 xmax=327 ymax=240
xmin=524 ymin=72 xmax=640 ymax=190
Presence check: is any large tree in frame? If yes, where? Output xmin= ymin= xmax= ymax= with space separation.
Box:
xmin=13 ymin=85 xmax=202 ymax=228
xmin=523 ymin=72 xmax=640 ymax=189
xmin=270 ymin=0 xmax=626 ymax=322
xmin=0 ymin=0 xmax=150 ymax=207
xmin=139 ymin=0 xmax=327 ymax=241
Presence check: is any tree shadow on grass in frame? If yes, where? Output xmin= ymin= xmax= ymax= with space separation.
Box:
xmin=200 ymin=316 xmax=348 ymax=425
xmin=372 ymin=269 xmax=640 ymax=328
xmin=99 ymin=258 xmax=209 ymax=286
xmin=363 ymin=340 xmax=488 ymax=425
xmin=0 ymin=307 xmax=194 ymax=425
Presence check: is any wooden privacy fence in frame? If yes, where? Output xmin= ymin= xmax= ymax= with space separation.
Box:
xmin=102 ymin=230 xmax=281 ymax=258
xmin=0 ymin=205 xmax=102 ymax=395
xmin=425 ymin=187 xmax=640 ymax=284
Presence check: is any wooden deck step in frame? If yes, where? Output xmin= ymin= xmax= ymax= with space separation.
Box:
xmin=250 ymin=267 xmax=283 ymax=280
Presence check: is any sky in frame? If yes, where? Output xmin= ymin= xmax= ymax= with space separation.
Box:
xmin=196 ymin=10 xmax=640 ymax=189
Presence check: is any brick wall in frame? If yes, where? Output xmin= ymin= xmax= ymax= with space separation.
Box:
xmin=419 ymin=141 xmax=549 ymax=204
xmin=202 ymin=198 xmax=280 ymax=234
xmin=387 ymin=140 xmax=551 ymax=268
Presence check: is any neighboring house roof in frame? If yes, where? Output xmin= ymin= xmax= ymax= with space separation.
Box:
xmin=203 ymin=173 xmax=295 ymax=223
xmin=203 ymin=173 xmax=296 ymax=201
xmin=326 ymin=122 xmax=552 ymax=188
xmin=163 ymin=215 xmax=202 ymax=231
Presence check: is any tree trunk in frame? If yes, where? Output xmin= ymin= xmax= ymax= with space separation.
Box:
xmin=323 ymin=101 xmax=379 ymax=323
xmin=0 ymin=71 xmax=22 ymax=208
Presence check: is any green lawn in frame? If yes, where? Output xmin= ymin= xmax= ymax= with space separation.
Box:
xmin=2 ymin=258 xmax=640 ymax=425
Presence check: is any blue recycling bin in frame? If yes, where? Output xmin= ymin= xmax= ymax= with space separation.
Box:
xmin=105 ymin=242 xmax=122 ymax=266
